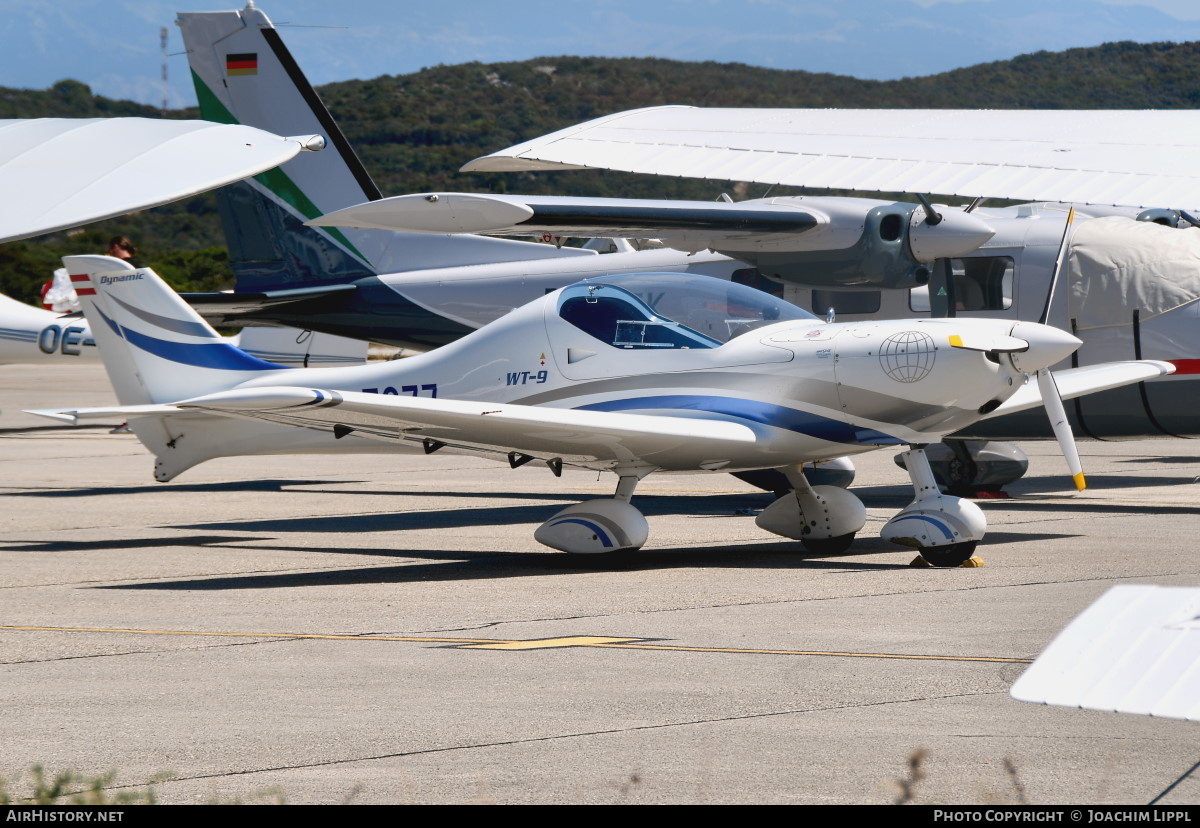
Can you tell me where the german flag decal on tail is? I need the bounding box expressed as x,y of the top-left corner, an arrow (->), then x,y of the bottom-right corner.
226,53 -> 258,76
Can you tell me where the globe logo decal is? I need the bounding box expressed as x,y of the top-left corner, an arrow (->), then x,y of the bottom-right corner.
879,331 -> 936,383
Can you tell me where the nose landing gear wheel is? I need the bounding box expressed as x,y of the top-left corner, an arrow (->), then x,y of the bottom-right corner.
917,541 -> 979,568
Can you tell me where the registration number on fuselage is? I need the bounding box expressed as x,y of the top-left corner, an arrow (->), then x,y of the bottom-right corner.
362,384 -> 438,397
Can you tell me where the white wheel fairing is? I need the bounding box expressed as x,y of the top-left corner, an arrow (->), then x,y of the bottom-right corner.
534,499 -> 649,554
756,484 -> 867,542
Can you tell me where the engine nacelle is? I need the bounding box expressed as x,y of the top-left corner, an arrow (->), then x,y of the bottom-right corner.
534,499 -> 649,554
733,201 -> 992,290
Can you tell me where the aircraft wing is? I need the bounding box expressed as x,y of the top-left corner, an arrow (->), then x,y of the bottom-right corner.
0,118 -> 321,243
1010,585 -> 1200,721
310,191 -> 995,261
982,361 -> 1176,419
310,192 -> 824,252
463,106 -> 1200,212
32,386 -> 761,468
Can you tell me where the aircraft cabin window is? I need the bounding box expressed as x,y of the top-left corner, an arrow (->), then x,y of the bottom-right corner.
559,288 -> 721,350
557,275 -> 816,349
908,256 -> 1015,312
811,289 -> 881,316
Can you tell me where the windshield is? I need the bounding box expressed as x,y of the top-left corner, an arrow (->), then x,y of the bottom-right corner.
557,273 -> 815,350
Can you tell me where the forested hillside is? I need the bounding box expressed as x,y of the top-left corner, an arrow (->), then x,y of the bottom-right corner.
2,40 -> 1197,302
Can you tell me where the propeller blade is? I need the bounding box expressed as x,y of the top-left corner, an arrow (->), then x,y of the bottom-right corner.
1037,368 -> 1086,491
1039,207 -> 1076,325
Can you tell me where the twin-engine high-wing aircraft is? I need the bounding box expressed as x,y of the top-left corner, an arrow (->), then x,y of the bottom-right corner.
174,5 -> 998,349
32,255 -> 1171,565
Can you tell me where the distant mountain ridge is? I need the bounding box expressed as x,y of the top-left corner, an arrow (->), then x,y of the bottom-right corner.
0,40 -> 1196,301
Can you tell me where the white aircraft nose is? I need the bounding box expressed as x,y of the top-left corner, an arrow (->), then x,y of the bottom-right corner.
908,208 -> 995,261
1009,321 -> 1082,372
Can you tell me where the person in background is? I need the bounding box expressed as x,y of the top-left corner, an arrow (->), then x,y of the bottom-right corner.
106,236 -> 140,267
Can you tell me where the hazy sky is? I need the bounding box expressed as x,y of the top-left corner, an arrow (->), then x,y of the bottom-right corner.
4,0 -> 1199,108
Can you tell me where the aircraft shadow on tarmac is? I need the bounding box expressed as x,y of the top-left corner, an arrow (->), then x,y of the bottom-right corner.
0,534 -> 265,553
168,492 -> 773,535
81,528 -> 1077,591
14,479 -> 364,497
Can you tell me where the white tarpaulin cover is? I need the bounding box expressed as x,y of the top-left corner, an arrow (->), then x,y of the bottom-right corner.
0,118 -> 309,243
1069,218 -> 1200,330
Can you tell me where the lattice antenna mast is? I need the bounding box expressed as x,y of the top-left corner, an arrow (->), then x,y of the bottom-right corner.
160,27 -> 169,114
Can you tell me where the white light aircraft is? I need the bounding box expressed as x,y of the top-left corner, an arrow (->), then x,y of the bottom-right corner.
32,254 -> 1171,565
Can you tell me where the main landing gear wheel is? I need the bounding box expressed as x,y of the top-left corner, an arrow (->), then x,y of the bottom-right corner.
916,541 -> 978,568
800,532 -> 856,555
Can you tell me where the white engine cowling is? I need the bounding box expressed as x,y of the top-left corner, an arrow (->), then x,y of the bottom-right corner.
755,485 -> 867,541
534,499 -> 650,554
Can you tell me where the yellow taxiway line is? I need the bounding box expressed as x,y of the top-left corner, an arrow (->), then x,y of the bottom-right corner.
1,625 -> 1031,663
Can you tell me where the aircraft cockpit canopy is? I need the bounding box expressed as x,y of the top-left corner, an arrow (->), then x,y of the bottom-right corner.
557,273 -> 816,350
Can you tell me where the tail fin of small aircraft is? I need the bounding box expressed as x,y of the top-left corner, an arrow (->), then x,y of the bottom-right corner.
176,6 -> 588,292
63,255 -> 285,405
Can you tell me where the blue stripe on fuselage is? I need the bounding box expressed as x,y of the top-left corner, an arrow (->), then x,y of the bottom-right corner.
577,394 -> 903,445
94,306 -> 287,371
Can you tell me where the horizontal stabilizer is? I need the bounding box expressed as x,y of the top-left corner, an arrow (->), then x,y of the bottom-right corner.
983,361 -> 1175,418
27,404 -> 183,425
464,106 -> 1200,211
182,284 -> 358,323
1011,585 -> 1200,721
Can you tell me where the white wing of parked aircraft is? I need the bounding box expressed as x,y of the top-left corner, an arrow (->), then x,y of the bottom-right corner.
1011,584 -> 1200,721
0,117 -> 346,365
311,192 -> 995,262
463,106 -> 1200,212
0,118 -> 320,244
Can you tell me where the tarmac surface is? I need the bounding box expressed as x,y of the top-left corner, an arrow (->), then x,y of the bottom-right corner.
2,362 -> 1198,805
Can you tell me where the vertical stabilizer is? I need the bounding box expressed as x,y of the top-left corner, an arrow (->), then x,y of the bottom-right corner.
177,5 -> 590,291
64,254 -> 286,405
